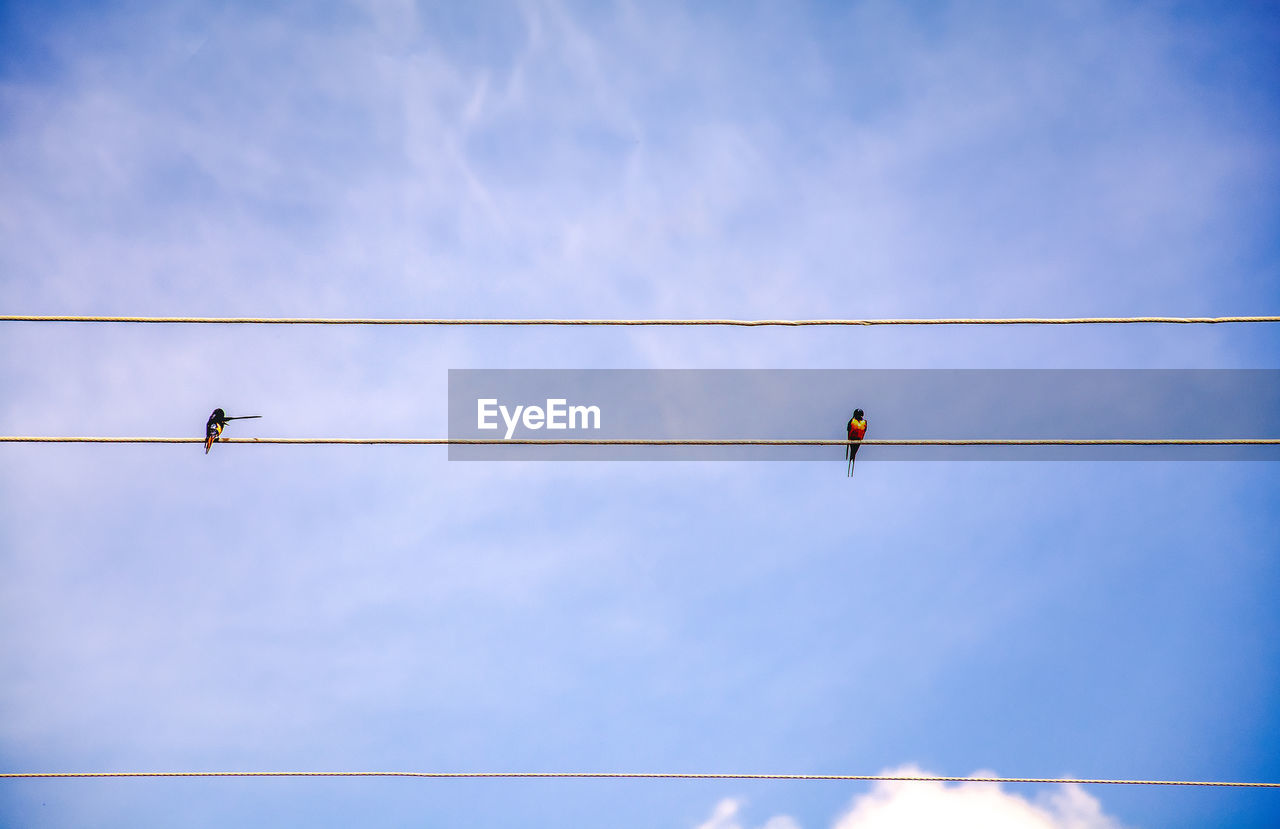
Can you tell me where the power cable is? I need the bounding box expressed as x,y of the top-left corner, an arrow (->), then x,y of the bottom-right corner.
3,315 -> 1278,326
1,437 -> 1277,446
1,771 -> 1276,787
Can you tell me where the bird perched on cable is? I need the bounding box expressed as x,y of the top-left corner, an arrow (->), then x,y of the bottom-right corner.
846,408 -> 867,477
204,408 -> 262,454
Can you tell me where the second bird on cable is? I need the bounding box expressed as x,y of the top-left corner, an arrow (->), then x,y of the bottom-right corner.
204,408 -> 262,454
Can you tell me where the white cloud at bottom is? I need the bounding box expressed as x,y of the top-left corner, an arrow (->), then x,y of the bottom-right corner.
696,766 -> 1126,829
697,798 -> 802,829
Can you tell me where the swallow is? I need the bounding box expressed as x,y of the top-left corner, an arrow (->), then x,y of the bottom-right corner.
205,408 -> 262,453
846,408 -> 867,477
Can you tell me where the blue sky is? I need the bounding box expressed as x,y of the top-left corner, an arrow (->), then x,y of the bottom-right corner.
1,1 -> 1278,827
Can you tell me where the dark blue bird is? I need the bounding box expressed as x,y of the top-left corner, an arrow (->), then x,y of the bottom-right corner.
204,408 -> 262,454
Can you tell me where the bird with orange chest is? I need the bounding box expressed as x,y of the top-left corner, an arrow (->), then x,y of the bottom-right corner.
846,408 -> 867,477
204,408 -> 262,454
